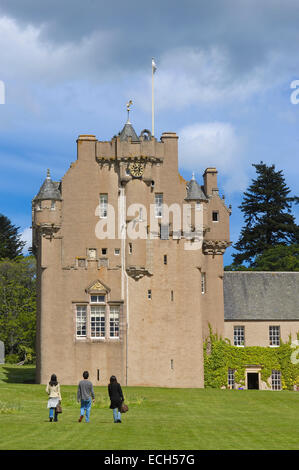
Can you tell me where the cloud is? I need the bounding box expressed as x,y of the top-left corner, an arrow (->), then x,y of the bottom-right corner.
178,121 -> 248,193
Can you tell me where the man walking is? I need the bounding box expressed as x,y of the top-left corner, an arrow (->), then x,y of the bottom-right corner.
77,371 -> 95,423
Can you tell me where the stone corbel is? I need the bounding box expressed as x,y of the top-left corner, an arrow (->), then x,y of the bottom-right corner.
202,240 -> 232,255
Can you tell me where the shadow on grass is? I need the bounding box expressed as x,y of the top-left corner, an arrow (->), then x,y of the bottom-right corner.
0,365 -> 36,384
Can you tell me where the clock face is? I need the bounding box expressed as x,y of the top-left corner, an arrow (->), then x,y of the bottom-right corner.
128,162 -> 144,177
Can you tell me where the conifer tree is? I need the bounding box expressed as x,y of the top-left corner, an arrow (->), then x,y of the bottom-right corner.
232,162 -> 299,266
0,214 -> 25,260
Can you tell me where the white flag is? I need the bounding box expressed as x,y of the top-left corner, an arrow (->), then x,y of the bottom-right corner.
152,58 -> 157,74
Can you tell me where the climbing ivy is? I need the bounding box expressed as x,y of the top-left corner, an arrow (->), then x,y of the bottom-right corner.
203,327 -> 299,390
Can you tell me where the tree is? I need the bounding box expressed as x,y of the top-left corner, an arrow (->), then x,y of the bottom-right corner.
0,214 -> 25,260
0,256 -> 36,361
254,244 -> 299,271
232,162 -> 299,266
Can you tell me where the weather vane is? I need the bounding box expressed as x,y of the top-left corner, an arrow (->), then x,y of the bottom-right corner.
126,100 -> 133,122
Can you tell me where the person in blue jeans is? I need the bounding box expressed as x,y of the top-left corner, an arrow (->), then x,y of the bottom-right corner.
77,371 -> 95,423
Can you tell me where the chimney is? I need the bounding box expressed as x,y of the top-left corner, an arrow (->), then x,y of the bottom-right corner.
203,168 -> 218,196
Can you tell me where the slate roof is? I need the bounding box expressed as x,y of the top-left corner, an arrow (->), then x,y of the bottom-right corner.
185,178 -> 207,201
223,271 -> 299,321
33,170 -> 62,201
118,120 -> 140,142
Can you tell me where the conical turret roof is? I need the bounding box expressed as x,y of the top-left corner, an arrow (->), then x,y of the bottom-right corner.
118,119 -> 140,142
34,169 -> 62,201
185,173 -> 207,201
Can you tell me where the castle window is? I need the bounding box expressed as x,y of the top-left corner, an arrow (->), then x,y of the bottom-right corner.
88,248 -> 97,259
148,290 -> 152,300
234,326 -> 245,346
100,194 -> 108,218
129,243 -> 133,254
109,305 -> 120,338
90,295 -> 105,303
101,248 -> 107,255
51,201 -> 56,210
212,211 -> 219,222
269,326 -> 280,346
114,248 -> 120,255
228,369 -> 235,389
155,193 -> 163,218
171,290 -> 174,301
201,273 -> 206,294
164,255 -> 167,265
90,305 -> 105,338
76,305 -> 87,337
271,370 -> 281,390
196,202 -> 201,211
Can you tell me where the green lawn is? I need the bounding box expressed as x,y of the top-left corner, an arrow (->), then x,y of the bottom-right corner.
1,364 -> 299,450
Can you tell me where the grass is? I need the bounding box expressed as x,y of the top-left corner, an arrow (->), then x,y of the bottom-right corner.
1,365 -> 299,450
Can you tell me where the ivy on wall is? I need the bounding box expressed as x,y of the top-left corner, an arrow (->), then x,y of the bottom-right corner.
204,327 -> 299,390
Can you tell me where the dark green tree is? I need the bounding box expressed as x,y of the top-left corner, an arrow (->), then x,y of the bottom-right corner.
0,214 -> 25,260
254,244 -> 299,271
232,162 -> 299,266
0,257 -> 36,362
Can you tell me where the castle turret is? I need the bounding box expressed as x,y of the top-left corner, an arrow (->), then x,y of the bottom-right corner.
32,169 -> 62,228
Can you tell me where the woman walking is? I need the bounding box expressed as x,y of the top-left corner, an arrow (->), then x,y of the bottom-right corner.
108,375 -> 124,423
46,374 -> 62,422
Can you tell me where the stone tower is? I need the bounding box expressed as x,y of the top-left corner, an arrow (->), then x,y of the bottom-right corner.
32,118 -> 231,387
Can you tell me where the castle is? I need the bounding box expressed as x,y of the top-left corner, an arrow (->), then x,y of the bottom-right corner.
32,117 -> 299,389
32,116 -> 231,388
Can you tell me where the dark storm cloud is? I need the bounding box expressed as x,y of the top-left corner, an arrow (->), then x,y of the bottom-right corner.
1,0 -> 299,76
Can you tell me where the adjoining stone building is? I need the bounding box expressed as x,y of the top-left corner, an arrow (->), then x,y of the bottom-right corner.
223,271 -> 299,390
32,118 -> 231,387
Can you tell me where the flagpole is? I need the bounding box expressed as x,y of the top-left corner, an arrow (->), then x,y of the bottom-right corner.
152,59 -> 155,137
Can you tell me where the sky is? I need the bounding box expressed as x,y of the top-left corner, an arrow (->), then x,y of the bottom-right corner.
0,0 -> 298,266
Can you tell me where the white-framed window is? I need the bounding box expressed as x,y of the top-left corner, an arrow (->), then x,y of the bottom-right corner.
51,201 -> 56,210
228,369 -> 235,389
100,193 -> 108,218
155,193 -> 163,218
88,248 -> 97,259
269,326 -> 280,346
90,305 -> 106,338
196,201 -> 201,211
109,305 -> 120,338
212,211 -> 219,222
90,294 -> 105,303
201,272 -> 206,294
76,296 -> 121,341
76,305 -> 87,337
114,248 -> 120,255
271,370 -> 281,390
234,326 -> 245,346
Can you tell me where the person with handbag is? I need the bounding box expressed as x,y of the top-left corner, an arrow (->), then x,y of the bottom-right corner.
108,375 -> 125,423
46,374 -> 62,422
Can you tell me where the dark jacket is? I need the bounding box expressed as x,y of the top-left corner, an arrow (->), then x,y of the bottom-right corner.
108,382 -> 124,410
